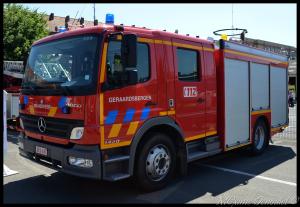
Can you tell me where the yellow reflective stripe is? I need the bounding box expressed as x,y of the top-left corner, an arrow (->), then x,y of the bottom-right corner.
271,127 -> 280,132
173,42 -> 201,50
29,105 -> 35,114
185,133 -> 206,142
108,124 -> 122,138
99,93 -> 104,148
203,47 -> 215,52
159,111 -> 168,116
101,140 -> 132,150
100,93 -> 104,149
167,110 -> 176,115
251,109 -> 271,115
225,142 -> 251,151
185,130 -> 217,142
100,93 -> 104,125
173,42 -> 214,52
206,130 -> 217,136
159,110 -> 176,116
126,121 -> 139,135
271,125 -> 288,132
100,42 -> 108,149
138,37 -> 154,44
111,36 -> 214,51
154,39 -> 172,46
137,37 -> 213,52
99,42 -> 106,148
224,49 -> 288,65
48,107 -> 57,117
100,126 -> 105,148
100,43 -> 108,83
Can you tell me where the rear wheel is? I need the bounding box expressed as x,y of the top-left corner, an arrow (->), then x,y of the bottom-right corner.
135,132 -> 176,192
251,119 -> 269,155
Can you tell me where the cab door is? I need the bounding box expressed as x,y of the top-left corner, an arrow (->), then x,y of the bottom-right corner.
172,39 -> 206,142
100,36 -> 158,149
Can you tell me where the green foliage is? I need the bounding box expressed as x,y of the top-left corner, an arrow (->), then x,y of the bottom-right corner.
3,4 -> 49,61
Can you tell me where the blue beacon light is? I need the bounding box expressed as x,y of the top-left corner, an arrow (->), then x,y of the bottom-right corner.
105,13 -> 114,24
58,26 -> 67,33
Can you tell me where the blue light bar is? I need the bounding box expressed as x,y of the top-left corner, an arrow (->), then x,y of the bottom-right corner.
105,13 -> 114,24
58,26 -> 67,33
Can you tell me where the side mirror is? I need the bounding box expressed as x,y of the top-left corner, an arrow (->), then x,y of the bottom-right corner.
121,34 -> 137,68
240,31 -> 245,41
127,70 -> 138,85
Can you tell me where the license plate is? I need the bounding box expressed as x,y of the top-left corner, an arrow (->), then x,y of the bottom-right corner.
35,146 -> 48,156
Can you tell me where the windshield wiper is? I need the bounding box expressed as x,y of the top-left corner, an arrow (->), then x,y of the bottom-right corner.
21,83 -> 39,94
55,84 -> 71,96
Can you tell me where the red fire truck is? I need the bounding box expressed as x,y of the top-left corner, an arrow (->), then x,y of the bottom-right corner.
18,22 -> 289,191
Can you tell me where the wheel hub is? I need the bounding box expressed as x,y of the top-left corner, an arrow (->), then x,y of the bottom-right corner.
254,126 -> 265,150
146,144 -> 170,181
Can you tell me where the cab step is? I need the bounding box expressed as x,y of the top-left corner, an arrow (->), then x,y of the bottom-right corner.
187,149 -> 222,163
102,153 -> 130,181
186,136 -> 221,162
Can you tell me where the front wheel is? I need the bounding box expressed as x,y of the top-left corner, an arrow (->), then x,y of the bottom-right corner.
135,133 -> 176,192
250,119 -> 269,155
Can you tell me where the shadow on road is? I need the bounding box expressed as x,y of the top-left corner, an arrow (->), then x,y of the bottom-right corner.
4,144 -> 296,203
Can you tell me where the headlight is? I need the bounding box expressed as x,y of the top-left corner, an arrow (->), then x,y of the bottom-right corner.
70,127 -> 84,139
68,156 -> 93,168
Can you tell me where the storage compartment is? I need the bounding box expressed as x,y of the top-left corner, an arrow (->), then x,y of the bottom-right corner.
270,66 -> 288,127
250,63 -> 270,110
224,58 -> 250,147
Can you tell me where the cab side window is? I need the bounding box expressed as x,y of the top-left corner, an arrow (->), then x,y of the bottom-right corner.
106,40 -> 150,89
136,43 -> 150,83
106,41 -> 123,87
176,48 -> 200,81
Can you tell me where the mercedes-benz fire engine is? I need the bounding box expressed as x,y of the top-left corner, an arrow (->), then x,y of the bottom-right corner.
18,22 -> 289,191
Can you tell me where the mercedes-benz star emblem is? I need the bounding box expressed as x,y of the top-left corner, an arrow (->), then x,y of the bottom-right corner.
38,117 -> 46,133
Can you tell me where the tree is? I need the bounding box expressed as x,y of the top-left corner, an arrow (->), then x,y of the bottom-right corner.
3,4 -> 49,62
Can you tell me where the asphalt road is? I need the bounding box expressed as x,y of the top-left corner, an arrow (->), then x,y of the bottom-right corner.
3,105 -> 297,204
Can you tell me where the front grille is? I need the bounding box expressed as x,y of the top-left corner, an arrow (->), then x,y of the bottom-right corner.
20,113 -> 84,139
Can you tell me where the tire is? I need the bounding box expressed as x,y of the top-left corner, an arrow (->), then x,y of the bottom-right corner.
135,132 -> 176,192
250,119 -> 269,155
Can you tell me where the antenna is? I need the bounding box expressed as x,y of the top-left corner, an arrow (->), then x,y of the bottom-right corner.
93,3 -> 96,22
231,4 -> 234,35
72,10 -> 79,26
77,4 -> 87,24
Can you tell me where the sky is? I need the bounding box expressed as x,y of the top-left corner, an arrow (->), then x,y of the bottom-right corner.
19,3 -> 297,47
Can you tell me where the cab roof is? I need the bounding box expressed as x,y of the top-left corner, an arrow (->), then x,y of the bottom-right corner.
33,23 -> 214,47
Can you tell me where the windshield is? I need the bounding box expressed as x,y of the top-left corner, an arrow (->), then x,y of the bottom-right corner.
22,34 -> 101,95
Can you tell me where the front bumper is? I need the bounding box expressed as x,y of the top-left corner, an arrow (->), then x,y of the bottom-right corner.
18,134 -> 102,180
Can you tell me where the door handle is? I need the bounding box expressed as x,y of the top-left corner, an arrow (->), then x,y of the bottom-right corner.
197,98 -> 205,103
145,101 -> 157,107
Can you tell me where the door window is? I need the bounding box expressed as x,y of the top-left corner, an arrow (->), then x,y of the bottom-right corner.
106,41 -> 150,89
176,48 -> 200,81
